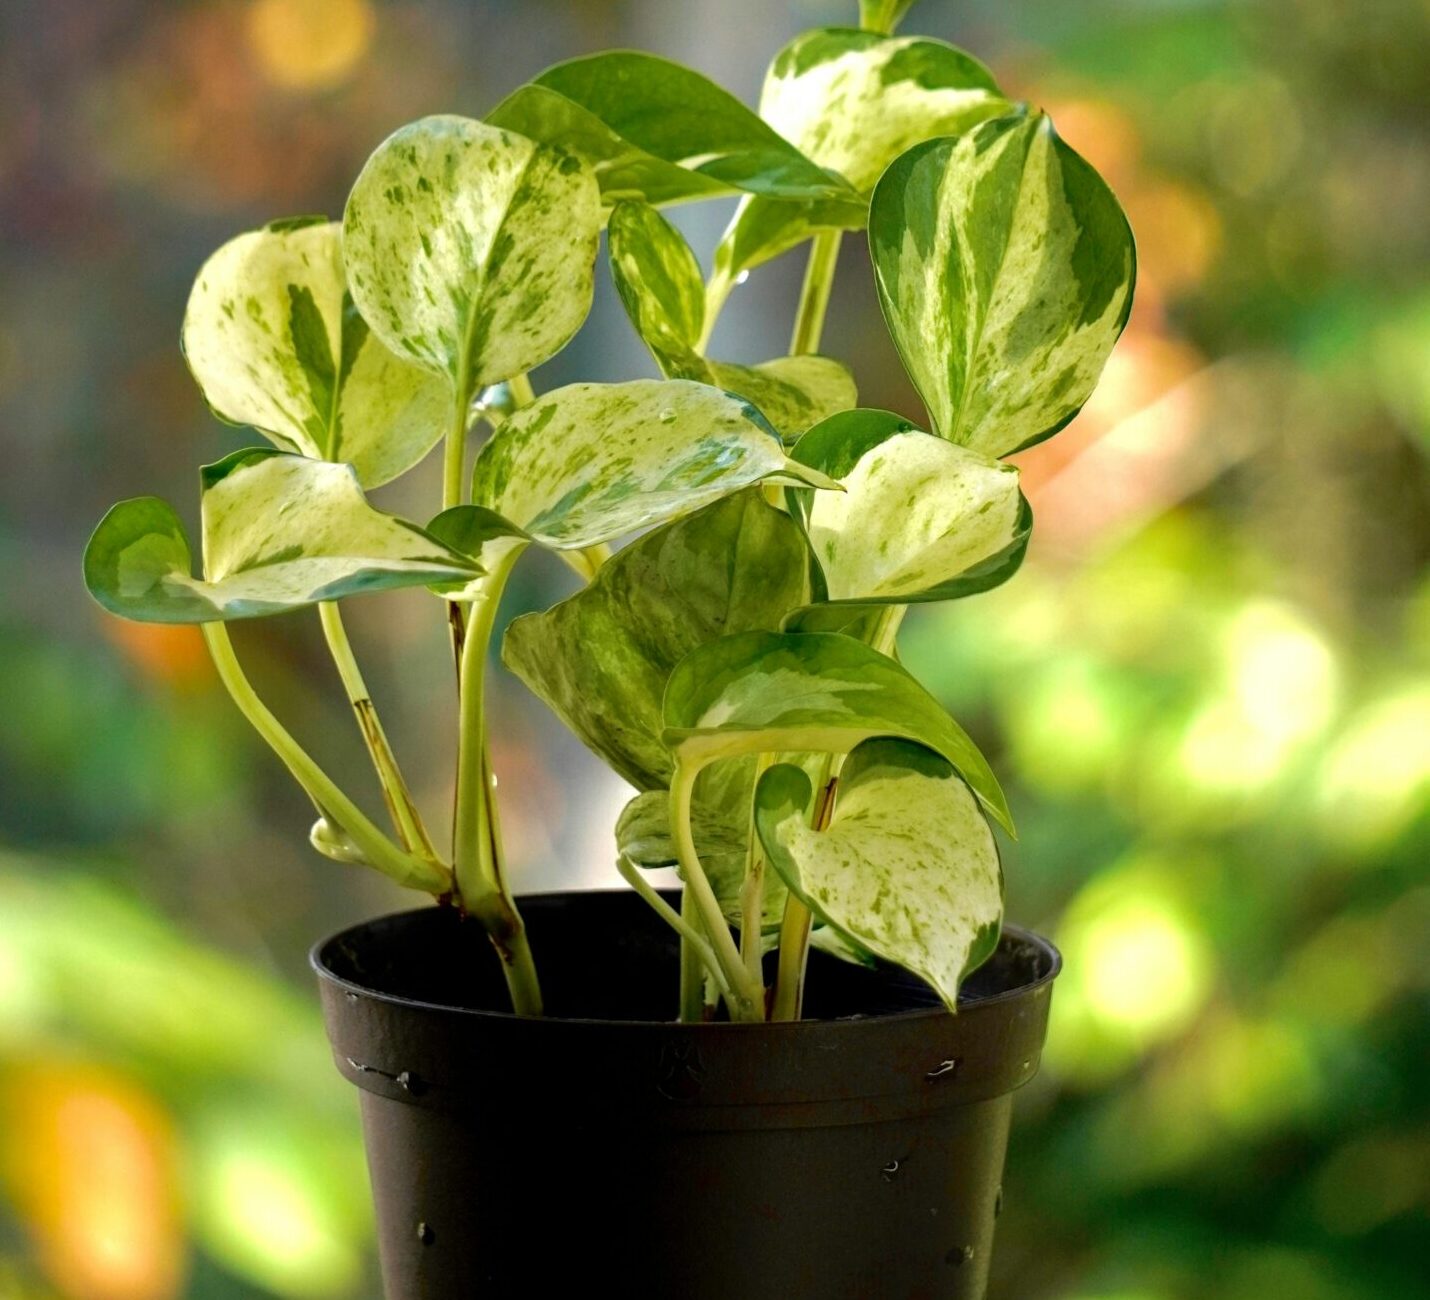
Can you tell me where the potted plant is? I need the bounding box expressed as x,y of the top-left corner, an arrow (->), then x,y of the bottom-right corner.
83,1 -> 1133,1294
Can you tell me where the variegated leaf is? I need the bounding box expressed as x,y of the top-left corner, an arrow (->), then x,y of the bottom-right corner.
755,737 -> 1003,1009
788,408 -> 1030,603
486,53 -> 860,208
181,219 -> 449,487
469,380 -> 836,550
343,115 -> 599,397
662,630 -> 1011,832
604,202 -> 858,442
615,786 -> 789,930
503,491 -> 811,789
714,29 -> 1010,283
707,356 -> 858,444
607,200 -> 706,374
83,450 -> 478,623
870,113 -> 1136,457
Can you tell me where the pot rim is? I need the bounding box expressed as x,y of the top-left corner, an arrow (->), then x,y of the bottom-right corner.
310,888 -> 1062,1031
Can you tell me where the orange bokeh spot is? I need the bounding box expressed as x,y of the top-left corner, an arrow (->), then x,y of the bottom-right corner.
101,619 -> 212,689
1,1061 -> 185,1300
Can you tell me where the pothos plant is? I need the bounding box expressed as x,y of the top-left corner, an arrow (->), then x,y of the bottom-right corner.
83,0 -> 1133,1024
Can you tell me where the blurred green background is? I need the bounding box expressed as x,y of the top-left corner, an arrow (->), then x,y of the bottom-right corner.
1,0 -> 1426,1296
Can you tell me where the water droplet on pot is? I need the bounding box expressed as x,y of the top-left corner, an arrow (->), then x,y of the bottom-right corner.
417,1222 -> 435,1246
345,991 -> 358,1003
945,1245 -> 975,1267
658,407 -> 677,424
881,1160 -> 901,1182
925,1058 -> 960,1081
397,1071 -> 427,1096
734,270 -> 751,286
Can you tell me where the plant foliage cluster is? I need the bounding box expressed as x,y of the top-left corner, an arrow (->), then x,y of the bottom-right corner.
84,0 -> 1133,1020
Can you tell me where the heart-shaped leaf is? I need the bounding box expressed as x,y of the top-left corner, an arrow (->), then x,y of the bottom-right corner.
714,29 -> 1011,283
84,450 -> 479,623
503,490 -> 811,789
607,200 -> 706,373
663,630 -> 1011,832
755,737 -> 1003,1009
343,115 -> 600,399
487,53 -> 860,208
870,113 -> 1136,457
606,202 -> 858,441
181,219 -> 449,487
788,408 -> 1030,603
470,379 -> 836,550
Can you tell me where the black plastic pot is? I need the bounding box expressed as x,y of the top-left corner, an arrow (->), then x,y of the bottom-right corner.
313,890 -> 1060,1299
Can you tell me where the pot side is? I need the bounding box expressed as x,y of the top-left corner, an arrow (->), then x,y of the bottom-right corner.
313,889 -> 1060,1299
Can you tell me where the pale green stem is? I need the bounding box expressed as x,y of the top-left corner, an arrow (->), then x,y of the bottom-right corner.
670,764 -> 766,1020
452,547 -> 541,1015
739,752 -> 775,990
617,856 -> 732,1003
318,602 -> 437,859
679,887 -> 710,1022
559,542 -> 612,583
443,367 -> 472,513
770,605 -> 908,1019
790,230 -> 843,356
202,624 -> 451,895
507,371 -> 537,409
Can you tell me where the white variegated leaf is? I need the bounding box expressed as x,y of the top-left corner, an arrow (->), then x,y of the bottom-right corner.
663,630 -> 1011,832
182,219 -> 449,486
469,380 -> 837,550
607,200 -> 707,374
343,116 -> 600,397
789,409 -> 1029,603
83,450 -> 479,623
870,113 -> 1136,457
714,28 -> 1010,283
755,737 -> 1003,1010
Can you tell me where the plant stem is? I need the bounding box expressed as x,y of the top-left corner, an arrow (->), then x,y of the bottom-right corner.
202,624 -> 451,895
669,765 -> 766,1021
739,753 -> 774,991
790,230 -> 843,356
560,541 -> 612,583
443,370 -> 472,513
679,887 -> 710,1022
507,371 -> 537,409
318,602 -> 437,858
698,264 -> 737,354
617,856 -> 732,1003
452,547 -> 541,1015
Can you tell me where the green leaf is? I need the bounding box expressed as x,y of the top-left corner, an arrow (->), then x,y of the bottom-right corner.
869,113 -> 1136,457
469,379 -> 836,550
707,356 -> 859,444
342,115 -> 600,398
503,491 -> 811,790
788,408 -> 1030,603
714,28 -> 1010,283
605,202 -> 857,442
84,451 -> 479,624
663,630 -> 1011,832
607,200 -> 706,373
486,53 -> 859,207
181,220 -> 449,487
755,737 -> 1003,1010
